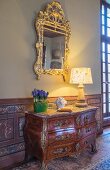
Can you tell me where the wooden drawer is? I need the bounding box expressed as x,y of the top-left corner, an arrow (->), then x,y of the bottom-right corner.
24,107 -> 97,168
74,111 -> 96,127
76,123 -> 96,140
48,116 -> 74,132
48,128 -> 76,145
47,143 -> 74,159
74,134 -> 96,152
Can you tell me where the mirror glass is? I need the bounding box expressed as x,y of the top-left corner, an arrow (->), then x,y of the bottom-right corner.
43,30 -> 65,69
34,1 -> 70,81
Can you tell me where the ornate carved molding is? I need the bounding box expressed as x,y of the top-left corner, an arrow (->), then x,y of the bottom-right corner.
34,1 -> 71,80
0,119 -> 13,142
0,105 -> 25,114
0,142 -> 25,157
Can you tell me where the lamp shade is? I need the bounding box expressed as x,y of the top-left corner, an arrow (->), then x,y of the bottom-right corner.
70,67 -> 93,84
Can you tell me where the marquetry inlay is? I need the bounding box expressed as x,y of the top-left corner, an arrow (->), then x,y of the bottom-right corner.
0,143 -> 25,157
0,119 -> 13,141
0,105 -> 25,114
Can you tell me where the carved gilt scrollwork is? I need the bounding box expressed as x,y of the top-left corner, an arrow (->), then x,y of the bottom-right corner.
34,1 -> 71,80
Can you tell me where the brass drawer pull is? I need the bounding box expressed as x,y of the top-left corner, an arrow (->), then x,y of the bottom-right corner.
75,143 -> 80,151
76,116 -> 81,125
84,115 -> 89,122
54,121 -> 62,127
56,134 -> 70,141
52,147 -> 68,154
54,120 -> 71,128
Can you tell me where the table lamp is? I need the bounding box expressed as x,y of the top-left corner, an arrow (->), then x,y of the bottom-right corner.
70,67 -> 93,107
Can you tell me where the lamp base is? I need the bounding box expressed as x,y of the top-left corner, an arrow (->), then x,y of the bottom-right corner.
75,100 -> 88,108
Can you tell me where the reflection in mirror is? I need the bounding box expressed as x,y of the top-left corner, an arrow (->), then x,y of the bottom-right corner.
34,1 -> 71,81
43,33 -> 65,70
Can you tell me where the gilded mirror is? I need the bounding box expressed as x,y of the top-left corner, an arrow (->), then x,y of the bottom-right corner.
34,1 -> 71,80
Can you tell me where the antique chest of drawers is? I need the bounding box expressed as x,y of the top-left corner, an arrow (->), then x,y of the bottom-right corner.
24,106 -> 97,169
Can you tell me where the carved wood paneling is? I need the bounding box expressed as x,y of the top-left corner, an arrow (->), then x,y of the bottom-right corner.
0,118 -> 14,142
86,94 -> 103,134
0,94 -> 102,169
0,142 -> 25,157
0,99 -> 31,169
18,117 -> 25,137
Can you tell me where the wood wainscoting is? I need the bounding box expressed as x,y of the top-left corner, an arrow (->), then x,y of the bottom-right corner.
0,94 -> 102,169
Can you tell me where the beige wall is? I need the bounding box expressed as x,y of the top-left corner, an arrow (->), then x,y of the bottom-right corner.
0,0 -> 101,98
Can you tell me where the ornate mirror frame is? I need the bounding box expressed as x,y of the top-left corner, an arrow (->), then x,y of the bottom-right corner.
34,1 -> 71,81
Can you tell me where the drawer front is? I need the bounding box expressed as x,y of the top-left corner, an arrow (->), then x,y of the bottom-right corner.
75,111 -> 96,127
47,143 -> 74,159
74,134 -> 96,152
48,116 -> 74,132
76,123 -> 96,140
48,129 -> 76,145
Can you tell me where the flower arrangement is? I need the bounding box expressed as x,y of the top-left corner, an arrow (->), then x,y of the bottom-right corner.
32,89 -> 49,113
32,89 -> 49,102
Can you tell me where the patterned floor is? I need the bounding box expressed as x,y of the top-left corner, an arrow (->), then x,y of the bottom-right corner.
12,128 -> 110,170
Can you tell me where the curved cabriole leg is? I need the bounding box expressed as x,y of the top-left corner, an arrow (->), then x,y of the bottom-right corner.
40,161 -> 47,170
91,143 -> 97,153
90,139 -> 97,153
